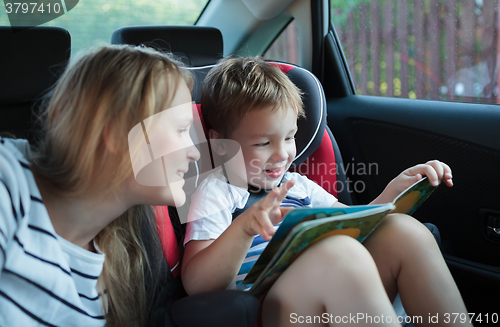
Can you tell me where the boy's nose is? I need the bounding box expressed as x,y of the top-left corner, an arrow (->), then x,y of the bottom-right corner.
272,144 -> 288,161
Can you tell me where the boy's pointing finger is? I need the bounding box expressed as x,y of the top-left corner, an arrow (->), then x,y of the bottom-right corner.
261,187 -> 281,208
277,180 -> 295,201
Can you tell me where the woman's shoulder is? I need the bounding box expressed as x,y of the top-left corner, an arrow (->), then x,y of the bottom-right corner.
0,137 -> 39,224
0,137 -> 34,192
0,137 -> 31,160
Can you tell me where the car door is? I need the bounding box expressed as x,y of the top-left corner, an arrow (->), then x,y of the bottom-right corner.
323,0 -> 500,319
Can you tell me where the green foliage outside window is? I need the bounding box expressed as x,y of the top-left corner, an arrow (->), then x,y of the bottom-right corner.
0,0 -> 208,54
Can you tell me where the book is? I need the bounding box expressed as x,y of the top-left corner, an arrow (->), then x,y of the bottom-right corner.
242,177 -> 438,296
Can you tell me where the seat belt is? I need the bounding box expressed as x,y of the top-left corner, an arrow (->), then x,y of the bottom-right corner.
232,186 -> 270,221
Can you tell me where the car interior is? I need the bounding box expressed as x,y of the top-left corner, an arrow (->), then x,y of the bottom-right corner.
1,0 -> 499,325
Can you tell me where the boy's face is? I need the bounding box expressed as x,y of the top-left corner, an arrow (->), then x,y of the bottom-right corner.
226,105 -> 298,190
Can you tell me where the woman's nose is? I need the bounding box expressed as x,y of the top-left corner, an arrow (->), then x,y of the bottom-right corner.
188,144 -> 201,162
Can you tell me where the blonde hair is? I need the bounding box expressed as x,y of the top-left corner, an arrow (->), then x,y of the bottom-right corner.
32,44 -> 191,327
201,56 -> 304,137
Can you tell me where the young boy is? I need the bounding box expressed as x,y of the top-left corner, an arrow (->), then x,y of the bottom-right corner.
182,57 -> 470,326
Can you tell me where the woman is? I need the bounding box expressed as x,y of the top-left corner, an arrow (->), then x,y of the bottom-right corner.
0,45 -> 200,327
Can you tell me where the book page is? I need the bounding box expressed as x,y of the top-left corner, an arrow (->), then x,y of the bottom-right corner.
392,177 -> 437,215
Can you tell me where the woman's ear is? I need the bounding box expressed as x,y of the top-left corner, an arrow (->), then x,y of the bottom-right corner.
103,122 -> 120,154
208,129 -> 227,156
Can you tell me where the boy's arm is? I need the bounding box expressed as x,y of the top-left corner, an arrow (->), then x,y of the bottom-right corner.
182,218 -> 256,295
181,181 -> 295,295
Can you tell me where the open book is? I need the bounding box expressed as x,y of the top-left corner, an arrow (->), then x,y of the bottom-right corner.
242,177 -> 438,296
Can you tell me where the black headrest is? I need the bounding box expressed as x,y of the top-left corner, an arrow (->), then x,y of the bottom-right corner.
268,62 -> 327,166
0,26 -> 71,105
111,26 -> 223,67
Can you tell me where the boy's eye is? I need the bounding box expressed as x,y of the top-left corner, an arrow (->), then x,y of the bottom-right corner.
255,141 -> 269,147
285,137 -> 296,141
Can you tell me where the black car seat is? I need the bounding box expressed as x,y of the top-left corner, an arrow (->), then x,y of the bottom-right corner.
0,26 -> 71,144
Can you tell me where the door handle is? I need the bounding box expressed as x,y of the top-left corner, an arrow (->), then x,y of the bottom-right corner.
480,209 -> 500,243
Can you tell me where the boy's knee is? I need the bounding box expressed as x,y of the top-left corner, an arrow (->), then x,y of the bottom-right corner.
306,235 -> 375,270
381,213 -> 437,245
275,236 -> 381,296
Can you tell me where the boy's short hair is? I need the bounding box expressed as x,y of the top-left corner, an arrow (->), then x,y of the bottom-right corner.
201,56 -> 305,137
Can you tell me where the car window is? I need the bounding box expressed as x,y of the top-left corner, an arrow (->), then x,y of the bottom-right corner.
264,19 -> 300,66
331,0 -> 498,105
0,0 -> 208,54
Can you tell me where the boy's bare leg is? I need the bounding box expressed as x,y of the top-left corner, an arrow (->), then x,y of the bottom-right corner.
262,235 -> 401,327
364,214 -> 472,327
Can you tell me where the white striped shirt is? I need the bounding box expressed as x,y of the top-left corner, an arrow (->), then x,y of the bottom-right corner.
0,138 -> 106,327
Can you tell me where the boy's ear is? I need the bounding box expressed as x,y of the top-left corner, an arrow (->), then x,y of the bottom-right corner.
208,129 -> 227,156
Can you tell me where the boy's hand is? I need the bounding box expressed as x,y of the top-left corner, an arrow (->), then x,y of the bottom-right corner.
372,160 -> 452,204
394,160 -> 453,191
238,180 -> 295,241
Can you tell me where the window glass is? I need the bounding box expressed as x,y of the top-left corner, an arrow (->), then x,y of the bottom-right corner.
331,0 -> 498,104
264,19 -> 300,66
1,0 -> 208,54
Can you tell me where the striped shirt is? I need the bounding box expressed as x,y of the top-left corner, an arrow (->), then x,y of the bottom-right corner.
0,138 -> 106,327
185,167 -> 337,290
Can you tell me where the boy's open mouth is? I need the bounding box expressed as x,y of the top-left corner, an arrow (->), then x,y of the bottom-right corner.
264,168 -> 283,179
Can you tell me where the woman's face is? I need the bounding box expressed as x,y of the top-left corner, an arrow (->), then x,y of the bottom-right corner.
127,79 -> 200,207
